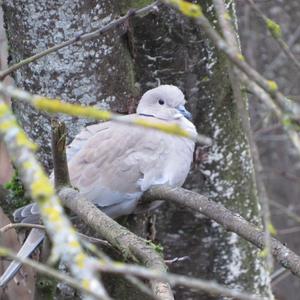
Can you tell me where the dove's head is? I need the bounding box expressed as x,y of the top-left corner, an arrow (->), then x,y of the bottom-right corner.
137,85 -> 192,121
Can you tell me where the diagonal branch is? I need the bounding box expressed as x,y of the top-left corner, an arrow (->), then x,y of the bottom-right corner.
0,82 -> 211,144
50,110 -> 172,299
0,1 -> 160,80
59,187 -> 174,300
160,0 -> 300,155
161,1 -> 298,111
246,0 -> 300,72
56,183 -> 300,297
95,261 -> 264,300
143,186 -> 300,278
0,246 -> 105,300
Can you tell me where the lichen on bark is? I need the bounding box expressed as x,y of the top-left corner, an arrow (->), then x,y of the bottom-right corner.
3,0 -> 139,171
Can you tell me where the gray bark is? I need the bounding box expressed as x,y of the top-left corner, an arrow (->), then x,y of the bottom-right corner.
3,0 -> 138,171
3,0 -> 271,299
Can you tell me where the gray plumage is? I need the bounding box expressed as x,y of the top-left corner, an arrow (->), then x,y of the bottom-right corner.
0,85 -> 196,287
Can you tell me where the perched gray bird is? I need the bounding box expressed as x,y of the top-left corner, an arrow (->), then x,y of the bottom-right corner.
0,85 -> 196,287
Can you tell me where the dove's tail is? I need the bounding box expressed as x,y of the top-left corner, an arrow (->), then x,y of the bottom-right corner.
0,228 -> 45,287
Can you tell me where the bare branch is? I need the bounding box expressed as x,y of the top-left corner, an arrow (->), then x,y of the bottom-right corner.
0,82 -> 211,145
51,118 -> 70,189
83,238 -> 159,300
59,182 -> 300,298
143,185 -> 300,278
164,256 -> 190,265
161,0 -> 300,157
0,223 -> 45,233
239,70 -> 300,153
270,200 -> 300,224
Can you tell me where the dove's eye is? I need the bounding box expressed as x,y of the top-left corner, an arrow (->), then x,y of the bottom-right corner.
158,99 -> 164,105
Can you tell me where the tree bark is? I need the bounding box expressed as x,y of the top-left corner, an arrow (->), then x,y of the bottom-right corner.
2,0 -> 271,299
3,0 -> 138,171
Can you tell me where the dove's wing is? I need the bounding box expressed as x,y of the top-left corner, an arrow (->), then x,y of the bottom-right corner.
13,203 -> 40,224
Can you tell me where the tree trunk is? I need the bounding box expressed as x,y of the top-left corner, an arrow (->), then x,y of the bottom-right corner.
2,0 -> 271,299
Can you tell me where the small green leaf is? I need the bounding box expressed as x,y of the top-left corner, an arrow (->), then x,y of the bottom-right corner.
146,240 -> 164,253
259,247 -> 268,258
267,80 -> 278,92
267,223 -> 277,236
266,18 -> 282,39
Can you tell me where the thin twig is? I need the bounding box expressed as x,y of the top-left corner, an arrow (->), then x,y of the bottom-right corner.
0,223 -> 45,233
161,1 -> 288,109
239,69 -> 300,153
0,1 -> 160,80
82,240 -> 159,300
266,26 -> 300,74
0,247 -> 106,300
277,226 -> 300,235
164,256 -> 190,265
79,234 -> 112,248
94,260 -> 264,300
271,267 -> 289,285
246,0 -> 300,72
254,123 -> 282,136
270,200 -> 300,224
0,222 -> 112,248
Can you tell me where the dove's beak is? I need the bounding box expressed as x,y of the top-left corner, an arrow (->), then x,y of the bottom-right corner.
177,105 -> 192,121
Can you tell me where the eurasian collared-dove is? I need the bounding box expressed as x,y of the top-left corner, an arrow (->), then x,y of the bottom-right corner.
0,85 -> 196,287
